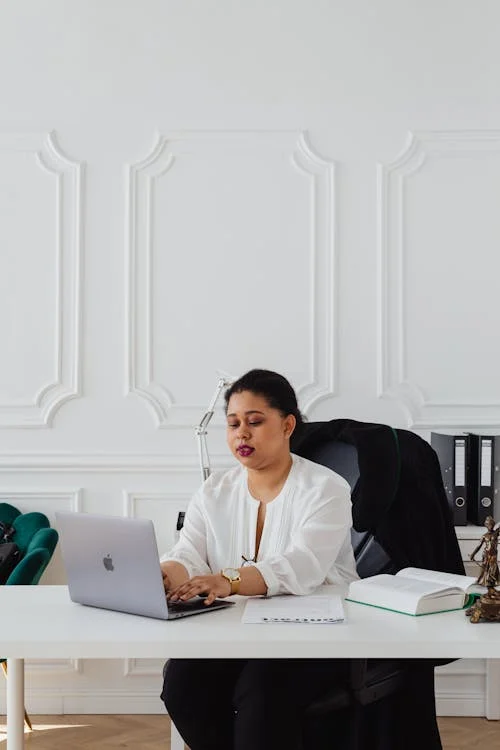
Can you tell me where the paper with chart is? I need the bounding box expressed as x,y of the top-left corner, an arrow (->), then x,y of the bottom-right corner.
242,594 -> 345,624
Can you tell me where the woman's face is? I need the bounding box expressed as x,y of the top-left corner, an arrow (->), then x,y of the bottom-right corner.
226,390 -> 295,470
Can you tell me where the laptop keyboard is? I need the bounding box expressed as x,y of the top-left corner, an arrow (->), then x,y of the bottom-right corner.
166,596 -> 234,619
168,598 -> 223,614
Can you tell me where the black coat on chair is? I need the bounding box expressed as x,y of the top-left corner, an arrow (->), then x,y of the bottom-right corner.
291,418 -> 464,575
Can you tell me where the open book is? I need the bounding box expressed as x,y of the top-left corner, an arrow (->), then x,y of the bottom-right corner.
346,567 -> 485,616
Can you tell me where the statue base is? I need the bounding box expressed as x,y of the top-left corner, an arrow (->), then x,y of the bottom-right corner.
466,588 -> 500,623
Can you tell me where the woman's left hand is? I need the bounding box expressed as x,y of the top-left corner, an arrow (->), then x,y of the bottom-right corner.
167,574 -> 231,605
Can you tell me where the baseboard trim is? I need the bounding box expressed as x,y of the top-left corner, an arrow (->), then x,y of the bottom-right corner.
436,695 -> 485,717
0,689 -> 487,718
0,691 -> 166,715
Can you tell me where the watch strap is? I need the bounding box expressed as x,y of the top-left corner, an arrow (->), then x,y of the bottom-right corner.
221,568 -> 241,595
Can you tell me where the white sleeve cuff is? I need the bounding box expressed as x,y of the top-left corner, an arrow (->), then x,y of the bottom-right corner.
254,561 -> 281,597
160,554 -> 202,579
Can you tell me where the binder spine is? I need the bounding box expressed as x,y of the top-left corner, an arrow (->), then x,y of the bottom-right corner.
473,436 -> 494,526
453,437 -> 468,526
431,433 -> 468,525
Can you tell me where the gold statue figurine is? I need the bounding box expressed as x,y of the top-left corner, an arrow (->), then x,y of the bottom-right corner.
466,516 -> 500,623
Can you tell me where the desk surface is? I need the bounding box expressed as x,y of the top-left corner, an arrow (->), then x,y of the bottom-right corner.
2,585 -> 500,660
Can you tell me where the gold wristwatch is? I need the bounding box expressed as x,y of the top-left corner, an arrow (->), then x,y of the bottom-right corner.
220,567 -> 241,595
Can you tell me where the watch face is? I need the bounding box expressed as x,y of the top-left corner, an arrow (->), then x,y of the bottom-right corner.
223,568 -> 240,581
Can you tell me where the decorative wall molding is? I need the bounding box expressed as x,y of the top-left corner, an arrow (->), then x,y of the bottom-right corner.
377,130 -> 500,428
123,490 -> 191,518
0,453 -> 232,473
0,131 -> 83,427
436,659 -> 485,676
0,487 -> 82,510
485,659 -> 500,720
125,130 -> 336,427
123,658 -> 164,678
26,658 -> 81,675
290,133 -> 337,412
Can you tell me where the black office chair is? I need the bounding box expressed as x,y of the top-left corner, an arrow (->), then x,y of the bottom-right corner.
296,440 -> 403,749
292,420 -> 464,750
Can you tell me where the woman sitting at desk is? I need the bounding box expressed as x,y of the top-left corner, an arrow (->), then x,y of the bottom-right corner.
160,368 -> 358,750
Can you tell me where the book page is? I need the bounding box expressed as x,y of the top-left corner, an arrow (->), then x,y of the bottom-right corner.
396,567 -> 483,593
347,574 -> 463,615
351,574 -> 458,597
242,595 -> 345,624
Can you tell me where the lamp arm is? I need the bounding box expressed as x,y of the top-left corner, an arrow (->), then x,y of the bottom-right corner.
195,377 -> 233,482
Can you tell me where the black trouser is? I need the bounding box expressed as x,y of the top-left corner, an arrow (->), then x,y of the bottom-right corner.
161,658 -> 349,750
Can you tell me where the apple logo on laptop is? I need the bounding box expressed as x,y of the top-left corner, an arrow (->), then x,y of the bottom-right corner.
103,554 -> 114,572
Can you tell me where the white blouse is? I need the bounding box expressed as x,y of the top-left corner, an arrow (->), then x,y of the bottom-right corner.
161,453 -> 358,596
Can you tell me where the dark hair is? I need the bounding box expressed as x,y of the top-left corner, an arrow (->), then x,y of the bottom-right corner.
224,369 -> 304,428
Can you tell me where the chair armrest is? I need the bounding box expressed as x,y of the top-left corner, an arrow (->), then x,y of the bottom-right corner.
304,658 -> 404,717
350,658 -> 405,706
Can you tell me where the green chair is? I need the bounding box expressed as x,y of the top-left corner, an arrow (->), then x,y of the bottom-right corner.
0,502 -> 59,730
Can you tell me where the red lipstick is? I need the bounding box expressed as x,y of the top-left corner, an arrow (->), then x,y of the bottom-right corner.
237,445 -> 254,457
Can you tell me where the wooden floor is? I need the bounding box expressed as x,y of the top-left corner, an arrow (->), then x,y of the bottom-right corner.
0,715 -> 497,748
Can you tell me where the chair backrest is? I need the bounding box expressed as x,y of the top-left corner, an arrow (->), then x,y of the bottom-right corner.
298,440 -> 395,579
0,502 -> 59,585
6,547 -> 52,586
293,418 -> 464,578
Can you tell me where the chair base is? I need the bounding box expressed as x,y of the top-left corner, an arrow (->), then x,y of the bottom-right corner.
304,666 -> 442,750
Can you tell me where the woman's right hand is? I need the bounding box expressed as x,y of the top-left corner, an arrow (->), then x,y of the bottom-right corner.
160,561 -> 170,592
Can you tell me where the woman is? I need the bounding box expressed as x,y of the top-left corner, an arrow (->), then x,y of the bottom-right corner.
160,369 -> 358,750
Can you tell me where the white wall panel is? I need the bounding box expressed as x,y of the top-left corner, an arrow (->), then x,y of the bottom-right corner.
0,133 -> 82,427
379,131 -> 500,429
126,131 -> 336,426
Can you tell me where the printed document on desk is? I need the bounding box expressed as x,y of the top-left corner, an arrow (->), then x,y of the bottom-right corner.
242,594 -> 345,624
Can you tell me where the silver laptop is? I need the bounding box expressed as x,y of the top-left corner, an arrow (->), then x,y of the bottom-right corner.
55,511 -> 234,620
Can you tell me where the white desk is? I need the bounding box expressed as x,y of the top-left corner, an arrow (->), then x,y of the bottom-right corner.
3,585 -> 500,750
